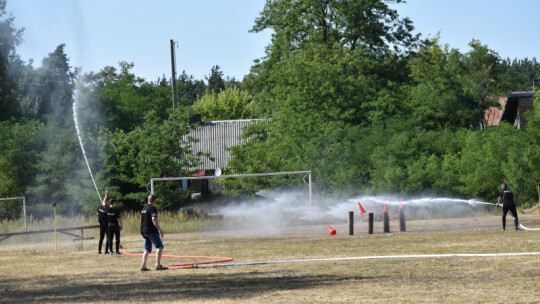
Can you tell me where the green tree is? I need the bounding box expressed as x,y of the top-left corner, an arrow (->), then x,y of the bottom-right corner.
408,40 -> 477,130
177,71 -> 206,106
191,87 -> 253,121
23,45 -> 89,216
206,65 -> 225,95
230,43 -> 409,190
364,121 -> 469,195
455,124 -> 526,203
31,44 -> 76,124
104,109 -> 202,210
463,40 -> 513,129
0,0 -> 24,120
229,0 -> 419,191
251,0 -> 418,61
246,0 -> 417,116
408,39 -> 511,130
83,62 -> 171,132
0,120 -> 42,219
501,57 -> 540,91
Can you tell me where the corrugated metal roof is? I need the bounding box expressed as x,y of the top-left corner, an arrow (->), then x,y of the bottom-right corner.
182,119 -> 265,170
508,91 -> 535,98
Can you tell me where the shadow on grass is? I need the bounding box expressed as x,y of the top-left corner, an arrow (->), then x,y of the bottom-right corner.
0,270 -> 381,302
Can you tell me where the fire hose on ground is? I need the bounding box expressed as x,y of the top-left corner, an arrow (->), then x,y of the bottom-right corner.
119,244 -> 233,269
517,223 -> 540,231
120,244 -> 540,270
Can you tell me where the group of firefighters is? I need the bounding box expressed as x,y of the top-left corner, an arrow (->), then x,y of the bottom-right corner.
97,190 -> 167,271
97,190 -> 122,254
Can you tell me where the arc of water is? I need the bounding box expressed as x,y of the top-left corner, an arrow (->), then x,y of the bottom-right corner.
73,86 -> 102,203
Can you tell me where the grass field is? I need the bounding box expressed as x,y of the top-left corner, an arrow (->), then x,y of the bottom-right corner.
0,214 -> 539,303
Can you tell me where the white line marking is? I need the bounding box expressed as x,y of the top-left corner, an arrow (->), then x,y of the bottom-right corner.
193,252 -> 540,268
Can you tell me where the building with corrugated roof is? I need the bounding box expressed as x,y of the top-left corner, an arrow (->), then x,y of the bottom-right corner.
484,91 -> 535,128
183,119 -> 265,172
182,118 -> 265,193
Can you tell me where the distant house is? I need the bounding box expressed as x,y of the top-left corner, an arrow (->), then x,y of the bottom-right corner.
182,117 -> 265,193
484,91 -> 535,128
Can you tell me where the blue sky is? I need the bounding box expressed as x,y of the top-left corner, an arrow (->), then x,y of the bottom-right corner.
393,0 -> 540,60
6,0 -> 540,82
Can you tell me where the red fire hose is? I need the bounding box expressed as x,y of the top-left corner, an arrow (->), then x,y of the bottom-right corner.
119,244 -> 233,269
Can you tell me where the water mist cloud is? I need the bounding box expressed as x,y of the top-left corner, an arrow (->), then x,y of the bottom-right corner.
212,189 -> 493,236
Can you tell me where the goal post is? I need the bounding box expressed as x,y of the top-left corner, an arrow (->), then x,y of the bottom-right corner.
150,170 -> 313,215
0,196 -> 27,232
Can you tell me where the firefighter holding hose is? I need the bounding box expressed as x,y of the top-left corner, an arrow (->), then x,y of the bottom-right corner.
106,198 -> 123,254
97,190 -> 110,254
496,182 -> 520,231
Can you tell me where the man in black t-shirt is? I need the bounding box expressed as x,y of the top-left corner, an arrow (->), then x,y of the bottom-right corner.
97,190 -> 110,254
496,182 -> 520,231
140,194 -> 167,271
106,199 -> 123,254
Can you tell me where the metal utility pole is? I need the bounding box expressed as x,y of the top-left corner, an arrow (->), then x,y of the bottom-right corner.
170,39 -> 178,110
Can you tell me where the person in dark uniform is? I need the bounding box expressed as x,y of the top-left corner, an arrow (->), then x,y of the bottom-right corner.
97,190 -> 110,254
496,182 -> 520,231
106,198 -> 123,254
140,194 -> 167,271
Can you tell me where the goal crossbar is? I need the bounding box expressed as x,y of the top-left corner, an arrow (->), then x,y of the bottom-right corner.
150,170 -> 312,215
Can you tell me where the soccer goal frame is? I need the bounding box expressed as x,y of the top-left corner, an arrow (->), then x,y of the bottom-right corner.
0,196 -> 27,232
150,170 -> 313,214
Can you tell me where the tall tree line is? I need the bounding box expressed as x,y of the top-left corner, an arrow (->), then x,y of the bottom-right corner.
0,0 -> 236,218
1,0 -> 540,220
226,0 -> 540,206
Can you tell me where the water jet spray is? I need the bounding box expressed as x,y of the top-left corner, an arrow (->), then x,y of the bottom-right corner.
72,83 -> 102,202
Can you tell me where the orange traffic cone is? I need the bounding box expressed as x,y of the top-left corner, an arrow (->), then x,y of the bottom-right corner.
327,225 -> 337,235
358,202 -> 367,214
383,203 -> 388,213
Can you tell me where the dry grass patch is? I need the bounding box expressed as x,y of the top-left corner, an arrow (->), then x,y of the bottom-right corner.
0,214 -> 539,303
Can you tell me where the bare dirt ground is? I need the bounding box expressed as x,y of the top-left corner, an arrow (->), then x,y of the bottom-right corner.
529,203 -> 540,213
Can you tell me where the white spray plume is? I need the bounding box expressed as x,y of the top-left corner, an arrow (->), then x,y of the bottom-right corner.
212,189 -> 493,236
73,83 -> 102,203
